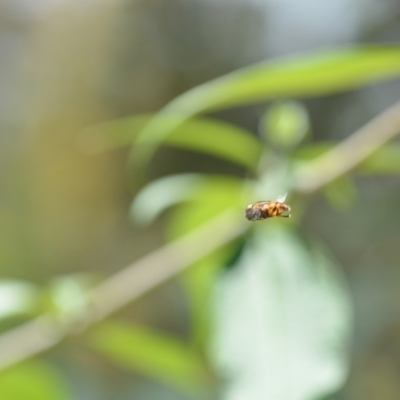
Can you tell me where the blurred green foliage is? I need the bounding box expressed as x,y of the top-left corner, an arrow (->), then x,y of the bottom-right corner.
87,321 -> 210,394
91,45 -> 398,400
210,226 -> 351,400
1,41 -> 400,400
0,362 -> 71,400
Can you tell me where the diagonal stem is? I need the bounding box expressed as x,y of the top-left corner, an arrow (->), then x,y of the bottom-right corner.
0,211 -> 247,371
294,99 -> 400,193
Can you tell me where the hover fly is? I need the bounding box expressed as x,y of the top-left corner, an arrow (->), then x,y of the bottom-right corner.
244,194 -> 291,221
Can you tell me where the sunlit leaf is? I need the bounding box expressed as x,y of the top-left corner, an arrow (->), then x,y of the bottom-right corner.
134,46 -> 400,163
166,175 -> 245,239
87,321 -> 209,393
130,174 -> 206,225
131,173 -> 247,228
173,46 -> 400,114
210,225 -> 352,400
0,362 -> 71,400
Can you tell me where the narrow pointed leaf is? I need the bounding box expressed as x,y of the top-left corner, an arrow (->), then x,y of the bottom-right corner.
130,174 -> 205,225
0,362 -> 71,400
167,46 -> 400,115
81,115 -> 263,171
159,118 -> 263,172
135,46 -> 400,158
87,321 -> 209,393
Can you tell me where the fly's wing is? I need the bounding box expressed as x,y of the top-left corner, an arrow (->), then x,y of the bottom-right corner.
276,193 -> 287,203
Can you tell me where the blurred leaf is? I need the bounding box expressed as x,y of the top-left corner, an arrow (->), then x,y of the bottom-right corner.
130,173 -> 206,225
323,176 -> 358,211
0,280 -> 40,320
261,101 -> 310,148
82,115 -> 263,171
87,321 -> 209,394
163,118 -> 263,171
164,176 -> 247,351
0,362 -> 71,400
210,225 -> 352,400
182,241 -> 248,354
170,46 -> 400,114
357,143 -> 400,174
293,143 -> 334,160
131,173 -> 246,227
134,46 -> 400,162
166,175 -> 245,238
131,173 -> 246,351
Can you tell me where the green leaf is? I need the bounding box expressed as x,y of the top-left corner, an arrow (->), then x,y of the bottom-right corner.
293,143 -> 334,161
174,46 -> 400,114
131,173 -> 247,227
80,114 -> 263,171
0,362 -> 71,400
161,118 -> 263,172
163,176 -> 247,350
165,175 -> 245,239
87,321 -> 209,394
261,101 -> 310,148
130,174 -> 206,225
357,143 -> 400,174
183,250 -> 235,351
134,46 -> 400,159
210,225 -> 352,400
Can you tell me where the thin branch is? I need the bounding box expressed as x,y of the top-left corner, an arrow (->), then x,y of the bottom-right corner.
293,99 -> 400,193
90,210 -> 246,320
0,211 -> 247,371
0,317 -> 62,371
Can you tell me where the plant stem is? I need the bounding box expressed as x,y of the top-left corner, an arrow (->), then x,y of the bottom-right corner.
294,99 -> 400,192
0,211 -> 246,371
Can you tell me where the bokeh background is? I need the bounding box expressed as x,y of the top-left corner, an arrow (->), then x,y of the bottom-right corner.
1,0 -> 400,399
